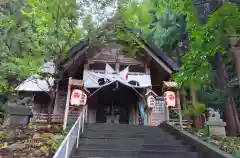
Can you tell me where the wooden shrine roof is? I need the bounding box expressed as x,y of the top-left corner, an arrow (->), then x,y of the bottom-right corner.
60,37 -> 179,74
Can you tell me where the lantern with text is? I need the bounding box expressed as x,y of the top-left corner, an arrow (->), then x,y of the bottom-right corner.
164,91 -> 176,107
147,95 -> 156,108
70,89 -> 87,106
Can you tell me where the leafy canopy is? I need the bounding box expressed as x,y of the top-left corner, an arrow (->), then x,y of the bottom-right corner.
0,0 -> 83,91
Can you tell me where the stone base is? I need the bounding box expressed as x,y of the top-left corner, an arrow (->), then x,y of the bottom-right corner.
208,126 -> 226,137
206,121 -> 226,137
206,121 -> 226,126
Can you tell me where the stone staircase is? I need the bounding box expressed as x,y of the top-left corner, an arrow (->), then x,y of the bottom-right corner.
70,123 -> 201,158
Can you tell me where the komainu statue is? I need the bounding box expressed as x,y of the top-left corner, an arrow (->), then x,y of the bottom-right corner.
207,108 -> 221,121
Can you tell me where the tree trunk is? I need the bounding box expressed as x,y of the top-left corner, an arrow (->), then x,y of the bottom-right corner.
190,86 -> 202,130
47,91 -> 56,125
231,45 -> 240,80
213,52 -> 240,135
190,87 -> 197,104
230,44 -> 240,135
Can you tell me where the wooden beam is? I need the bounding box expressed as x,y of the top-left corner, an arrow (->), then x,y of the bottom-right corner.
69,78 -> 83,87
88,59 -> 143,66
62,46 -> 89,70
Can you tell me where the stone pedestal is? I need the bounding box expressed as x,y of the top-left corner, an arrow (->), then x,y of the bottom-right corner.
206,120 -> 226,137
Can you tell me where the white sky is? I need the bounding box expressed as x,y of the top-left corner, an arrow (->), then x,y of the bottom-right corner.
76,0 -> 118,27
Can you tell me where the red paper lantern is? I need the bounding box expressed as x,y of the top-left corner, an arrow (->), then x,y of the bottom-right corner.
164,91 -> 176,107
70,89 -> 87,106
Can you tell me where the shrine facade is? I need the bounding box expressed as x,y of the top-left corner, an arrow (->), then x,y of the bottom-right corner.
52,39 -> 178,126
14,37 -> 178,126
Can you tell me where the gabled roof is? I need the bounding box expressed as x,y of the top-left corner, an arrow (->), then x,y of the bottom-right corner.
61,37 -> 178,74
61,40 -> 89,64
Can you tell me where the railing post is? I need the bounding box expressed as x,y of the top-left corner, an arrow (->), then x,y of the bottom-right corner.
53,106 -> 87,158
76,118 -> 81,148
65,139 -> 69,158
85,105 -> 88,122
82,110 -> 85,133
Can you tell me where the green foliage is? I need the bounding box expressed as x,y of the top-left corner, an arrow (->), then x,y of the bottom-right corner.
118,0 -> 240,114
183,101 -> 206,116
0,0 -> 83,92
172,2 -> 240,87
120,0 -> 240,89
45,134 -> 65,152
194,127 -> 240,156
207,136 -> 240,157
149,9 -> 187,59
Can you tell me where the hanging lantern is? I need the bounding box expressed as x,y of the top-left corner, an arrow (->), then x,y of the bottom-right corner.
164,91 -> 176,107
70,89 -> 87,106
147,95 -> 156,108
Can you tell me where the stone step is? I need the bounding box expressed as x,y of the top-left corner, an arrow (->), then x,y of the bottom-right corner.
84,127 -> 161,130
84,128 -> 169,134
83,128 -> 166,133
83,131 -> 171,136
73,157 -> 135,158
72,149 -> 200,158
72,124 -> 200,158
78,143 -> 190,151
84,124 -> 162,130
81,133 -> 176,139
84,127 -> 163,131
79,138 -> 183,145
80,135 -> 179,142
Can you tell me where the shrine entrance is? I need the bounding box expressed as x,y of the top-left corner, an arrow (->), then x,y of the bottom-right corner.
94,81 -> 140,124
96,104 -> 129,124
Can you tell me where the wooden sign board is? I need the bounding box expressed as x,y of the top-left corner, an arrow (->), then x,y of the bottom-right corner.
147,95 -> 156,108
69,78 -> 83,87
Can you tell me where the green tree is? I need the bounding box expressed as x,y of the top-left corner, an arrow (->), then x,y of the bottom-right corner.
0,0 -> 83,91
119,0 -> 240,135
149,9 -> 187,61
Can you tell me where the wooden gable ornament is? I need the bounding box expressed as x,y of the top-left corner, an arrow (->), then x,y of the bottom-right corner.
145,89 -> 157,108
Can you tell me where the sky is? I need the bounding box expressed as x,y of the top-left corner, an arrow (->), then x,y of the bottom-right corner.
76,0 -> 118,27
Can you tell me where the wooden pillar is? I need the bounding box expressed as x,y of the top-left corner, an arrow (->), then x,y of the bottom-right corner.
145,66 -> 151,125
148,109 -> 152,125
133,105 -> 137,125
136,105 -> 139,125
177,90 -> 183,130
63,78 -> 72,131
164,106 -> 169,121
145,64 -> 150,75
